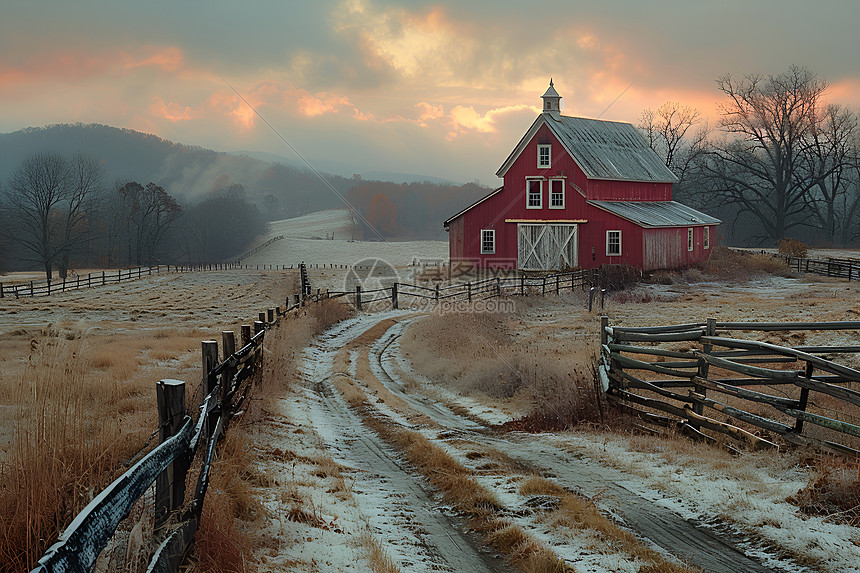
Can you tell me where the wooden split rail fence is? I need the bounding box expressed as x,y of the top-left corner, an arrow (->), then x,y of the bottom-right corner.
600,318 -> 860,456
0,262 -> 319,298
772,252 -> 860,282
30,264 -> 314,573
327,269 -> 600,311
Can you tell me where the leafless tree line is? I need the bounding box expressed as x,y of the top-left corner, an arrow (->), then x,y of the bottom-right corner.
640,66 -> 860,246
0,153 -> 266,280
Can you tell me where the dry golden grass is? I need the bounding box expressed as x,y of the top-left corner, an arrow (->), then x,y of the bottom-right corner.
0,270 -> 302,572
359,410 -> 569,572
541,493 -> 699,572
0,336 -> 148,570
788,456 -> 860,525
310,297 -> 354,334
358,531 -> 400,573
519,476 -> 568,497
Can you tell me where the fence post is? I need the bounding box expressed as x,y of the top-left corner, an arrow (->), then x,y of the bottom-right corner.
496,276 -> 501,297
795,362 -> 813,433
435,283 -> 440,301
201,341 -> 219,440
520,275 -> 525,296
221,331 -> 236,409
294,294 -> 301,307
467,282 -> 471,302
267,308 -> 275,323
588,287 -> 595,312
259,312 -> 266,325
556,274 -> 560,295
155,379 -> 188,529
392,283 -> 398,310
102,270 -> 106,285
693,318 -> 716,423
600,288 -> 606,310
356,285 -> 362,311
542,277 -> 546,296
600,316 -> 609,347
0,282 -> 3,298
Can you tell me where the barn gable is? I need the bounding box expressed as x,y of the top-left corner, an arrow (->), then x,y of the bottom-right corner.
496,114 -> 677,184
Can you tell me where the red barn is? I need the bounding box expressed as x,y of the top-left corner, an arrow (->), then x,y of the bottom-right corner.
444,81 -> 720,271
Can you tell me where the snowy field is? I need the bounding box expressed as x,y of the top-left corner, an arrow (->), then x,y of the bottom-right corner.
243,210 -> 449,282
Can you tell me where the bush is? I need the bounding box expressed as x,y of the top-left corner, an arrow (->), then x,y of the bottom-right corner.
598,264 -> 642,291
697,246 -> 792,281
778,237 -> 808,258
788,457 -> 860,525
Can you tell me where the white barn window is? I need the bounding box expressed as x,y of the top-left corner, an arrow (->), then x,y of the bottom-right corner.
688,228 -> 694,251
526,179 -> 542,209
704,226 -> 710,249
607,230 -> 621,256
549,179 -> 564,209
481,229 -> 495,254
537,144 -> 551,168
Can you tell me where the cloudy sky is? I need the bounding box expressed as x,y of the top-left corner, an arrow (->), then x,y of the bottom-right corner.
2,0 -> 859,183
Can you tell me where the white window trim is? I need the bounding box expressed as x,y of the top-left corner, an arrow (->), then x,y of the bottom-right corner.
481,229 -> 495,254
548,179 -> 565,209
526,178 -> 543,209
606,230 -> 621,256
537,144 -> 551,169
688,228 -> 694,252
704,226 -> 710,250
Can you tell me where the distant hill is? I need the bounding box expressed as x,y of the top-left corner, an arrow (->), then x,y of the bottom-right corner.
0,123 -> 490,237
0,124 -> 360,218
230,150 -> 457,186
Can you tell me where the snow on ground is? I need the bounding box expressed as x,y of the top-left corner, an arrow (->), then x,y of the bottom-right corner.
266,209 -> 355,240
243,209 -> 449,291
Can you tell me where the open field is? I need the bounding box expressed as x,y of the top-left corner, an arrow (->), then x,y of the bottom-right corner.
6,221 -> 860,572
0,268 -> 299,570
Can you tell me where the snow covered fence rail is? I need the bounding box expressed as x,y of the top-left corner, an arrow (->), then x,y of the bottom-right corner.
30,264 -> 315,573
601,317 -> 860,456
328,268 -> 597,310
235,234 -> 284,262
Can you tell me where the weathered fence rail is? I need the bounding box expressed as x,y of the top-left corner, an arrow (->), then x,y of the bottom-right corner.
601,317 -> 860,456
30,264 -> 315,573
771,252 -> 860,281
328,268 -> 599,311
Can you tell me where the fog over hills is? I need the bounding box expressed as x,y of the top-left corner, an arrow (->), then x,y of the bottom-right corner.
0,123 -> 489,238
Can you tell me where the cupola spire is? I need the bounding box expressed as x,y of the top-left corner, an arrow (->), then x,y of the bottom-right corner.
541,79 -> 561,115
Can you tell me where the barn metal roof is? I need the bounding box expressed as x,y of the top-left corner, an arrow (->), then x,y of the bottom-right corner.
588,200 -> 721,228
496,114 -> 679,183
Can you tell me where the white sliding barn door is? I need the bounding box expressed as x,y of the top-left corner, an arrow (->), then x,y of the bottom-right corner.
517,224 -> 578,270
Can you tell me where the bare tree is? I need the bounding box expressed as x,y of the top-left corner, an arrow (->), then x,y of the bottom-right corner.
801,104 -> 858,244
116,181 -> 182,265
56,153 -> 104,278
703,66 -> 832,242
6,153 -> 72,281
639,102 -> 706,179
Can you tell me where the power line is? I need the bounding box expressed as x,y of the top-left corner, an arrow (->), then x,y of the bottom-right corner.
221,78 -> 385,242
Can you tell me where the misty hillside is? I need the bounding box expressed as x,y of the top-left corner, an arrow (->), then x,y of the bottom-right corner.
0,123 -> 491,239
0,124 -> 356,218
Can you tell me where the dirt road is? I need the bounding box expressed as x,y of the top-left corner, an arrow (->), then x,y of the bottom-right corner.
253,310 -> 842,572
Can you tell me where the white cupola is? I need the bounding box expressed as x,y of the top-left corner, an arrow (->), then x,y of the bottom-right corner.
541,79 -> 561,114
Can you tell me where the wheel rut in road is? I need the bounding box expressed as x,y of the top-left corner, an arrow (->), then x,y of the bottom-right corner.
370,315 -> 783,573
299,315 -> 510,572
